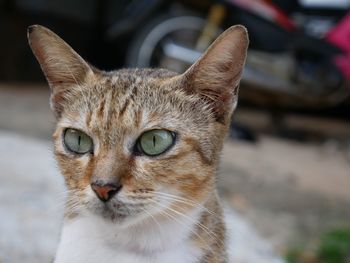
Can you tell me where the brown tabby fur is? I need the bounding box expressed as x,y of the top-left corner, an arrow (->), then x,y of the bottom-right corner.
28,24 -> 248,262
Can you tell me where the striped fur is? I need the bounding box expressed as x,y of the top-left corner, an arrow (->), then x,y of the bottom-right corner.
28,25 -> 248,263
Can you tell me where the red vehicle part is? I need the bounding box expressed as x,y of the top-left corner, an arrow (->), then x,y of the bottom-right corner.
228,0 -> 297,31
327,12 -> 350,83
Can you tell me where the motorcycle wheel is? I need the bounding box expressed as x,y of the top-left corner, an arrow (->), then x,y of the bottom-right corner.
126,14 -> 350,107
126,15 -> 217,72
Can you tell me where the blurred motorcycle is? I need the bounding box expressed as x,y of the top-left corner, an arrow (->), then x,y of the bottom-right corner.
124,0 -> 350,109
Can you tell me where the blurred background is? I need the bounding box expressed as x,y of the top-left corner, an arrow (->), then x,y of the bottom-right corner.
0,0 -> 350,262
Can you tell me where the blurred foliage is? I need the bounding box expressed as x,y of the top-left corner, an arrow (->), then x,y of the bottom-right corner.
318,228 -> 350,263
286,228 -> 350,263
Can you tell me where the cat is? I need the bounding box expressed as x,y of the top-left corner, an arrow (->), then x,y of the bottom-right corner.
28,24 -> 248,263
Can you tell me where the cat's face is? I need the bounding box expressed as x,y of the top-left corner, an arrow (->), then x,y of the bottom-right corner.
51,69 -> 222,224
28,25 -> 248,225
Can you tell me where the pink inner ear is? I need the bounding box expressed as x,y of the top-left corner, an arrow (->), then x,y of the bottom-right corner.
181,26 -> 248,122
28,25 -> 95,118
36,51 -> 69,87
28,25 -> 92,88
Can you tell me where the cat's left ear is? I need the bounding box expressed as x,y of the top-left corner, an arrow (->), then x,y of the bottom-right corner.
181,25 -> 248,123
27,25 -> 95,117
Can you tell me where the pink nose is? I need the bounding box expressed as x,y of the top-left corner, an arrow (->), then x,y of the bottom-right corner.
91,181 -> 122,202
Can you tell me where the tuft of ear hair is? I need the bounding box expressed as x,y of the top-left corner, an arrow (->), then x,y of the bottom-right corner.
181,25 -> 249,123
27,25 -> 95,117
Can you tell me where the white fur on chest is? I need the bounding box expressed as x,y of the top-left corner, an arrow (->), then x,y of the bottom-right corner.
54,211 -> 203,263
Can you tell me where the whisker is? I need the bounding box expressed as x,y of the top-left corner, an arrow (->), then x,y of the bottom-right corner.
139,206 -> 163,235
152,191 -> 216,216
149,199 -> 225,250
150,199 -> 218,239
148,202 -> 214,254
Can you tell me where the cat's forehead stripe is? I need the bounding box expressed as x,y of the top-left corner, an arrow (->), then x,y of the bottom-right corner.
102,89 -> 113,127
118,84 -> 138,118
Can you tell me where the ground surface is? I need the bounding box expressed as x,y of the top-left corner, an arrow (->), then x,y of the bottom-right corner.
0,84 -> 349,261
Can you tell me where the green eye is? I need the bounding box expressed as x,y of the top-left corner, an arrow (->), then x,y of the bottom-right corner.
64,128 -> 93,154
138,130 -> 175,156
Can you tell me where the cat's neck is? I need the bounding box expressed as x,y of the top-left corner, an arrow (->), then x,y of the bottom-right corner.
55,193 -> 225,263
55,203 -> 204,262
93,205 -> 204,252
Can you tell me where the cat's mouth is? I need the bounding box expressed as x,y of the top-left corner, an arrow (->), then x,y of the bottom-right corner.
82,188 -> 175,224
85,198 -> 153,224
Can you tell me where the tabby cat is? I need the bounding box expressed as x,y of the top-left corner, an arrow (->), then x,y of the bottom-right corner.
28,24 -> 248,263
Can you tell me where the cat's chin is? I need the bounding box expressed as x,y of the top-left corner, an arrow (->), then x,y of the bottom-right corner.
95,206 -> 128,224
85,200 -> 146,226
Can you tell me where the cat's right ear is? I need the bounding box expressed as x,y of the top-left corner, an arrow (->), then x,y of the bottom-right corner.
27,25 -> 94,117
179,25 -> 248,124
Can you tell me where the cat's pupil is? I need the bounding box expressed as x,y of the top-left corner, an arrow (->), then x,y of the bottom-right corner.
138,129 -> 174,156
63,128 -> 93,154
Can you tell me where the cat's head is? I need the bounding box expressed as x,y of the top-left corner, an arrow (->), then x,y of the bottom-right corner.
28,25 -> 248,225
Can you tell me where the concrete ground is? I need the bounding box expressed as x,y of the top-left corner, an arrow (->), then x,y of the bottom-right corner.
0,84 -> 350,261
